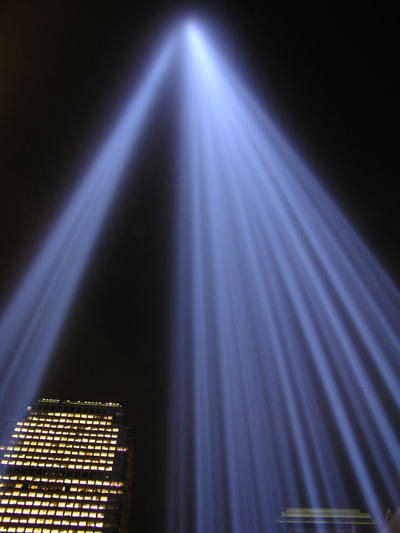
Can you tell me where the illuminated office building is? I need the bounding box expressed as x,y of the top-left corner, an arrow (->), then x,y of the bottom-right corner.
277,507 -> 382,532
0,399 -> 132,533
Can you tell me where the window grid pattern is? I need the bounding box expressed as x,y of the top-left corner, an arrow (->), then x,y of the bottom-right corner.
0,400 -> 131,533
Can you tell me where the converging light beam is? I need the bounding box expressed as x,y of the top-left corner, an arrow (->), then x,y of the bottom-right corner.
0,19 -> 399,533
168,21 -> 400,532
0,33 -> 176,426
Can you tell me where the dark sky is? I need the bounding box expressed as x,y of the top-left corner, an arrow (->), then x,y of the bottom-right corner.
0,1 -> 398,530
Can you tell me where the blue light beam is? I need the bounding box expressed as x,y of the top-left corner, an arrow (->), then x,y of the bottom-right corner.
168,21 -> 400,532
0,33 -> 176,426
0,18 -> 398,532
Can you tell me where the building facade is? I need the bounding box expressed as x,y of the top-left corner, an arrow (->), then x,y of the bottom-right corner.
0,399 -> 132,533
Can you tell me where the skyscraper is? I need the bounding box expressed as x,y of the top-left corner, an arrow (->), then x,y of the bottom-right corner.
0,399 -> 132,532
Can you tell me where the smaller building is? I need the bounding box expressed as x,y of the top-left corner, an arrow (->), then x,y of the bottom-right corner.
277,507 -> 382,532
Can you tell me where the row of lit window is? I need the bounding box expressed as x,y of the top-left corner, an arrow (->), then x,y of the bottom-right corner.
3,441 -> 118,455
2,462 -> 114,469
26,419 -> 112,426
4,450 -> 115,458
28,411 -> 113,420
2,461 -> 113,468
1,493 -> 105,501
0,476 -> 124,488
6,438 -> 118,447
2,464 -> 113,473
15,423 -> 116,430
13,428 -> 118,435
1,507 -> 105,516
10,437 -> 118,446
4,449 -> 116,457
0,492 -> 121,500
1,508 -> 105,517
0,491 -> 107,498
16,423 -> 112,430
26,420 -> 114,427
3,455 -> 114,463
0,455 -> 119,465
1,494 -> 109,502
0,491 -> 122,500
0,495 -> 120,504
16,422 -> 116,428
27,416 -> 113,423
0,490 -> 122,499
0,486 -> 122,495
0,524 -> 104,533
5,442 -> 117,451
21,416 -> 113,423
34,429 -> 118,435
0,524 -> 106,533
11,434 -> 118,441
1,500 -> 106,509
1,517 -> 103,528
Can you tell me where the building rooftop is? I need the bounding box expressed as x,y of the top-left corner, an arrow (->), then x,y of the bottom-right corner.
38,398 -> 122,408
277,508 -> 382,531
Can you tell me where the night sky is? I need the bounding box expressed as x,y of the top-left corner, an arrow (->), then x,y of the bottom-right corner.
0,1 -> 398,530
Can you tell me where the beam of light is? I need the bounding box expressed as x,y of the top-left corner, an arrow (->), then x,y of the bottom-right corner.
0,33 -> 176,427
168,21 -> 400,532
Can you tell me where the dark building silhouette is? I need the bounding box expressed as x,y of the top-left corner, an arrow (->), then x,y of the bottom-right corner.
0,399 -> 132,532
277,507 -> 382,532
